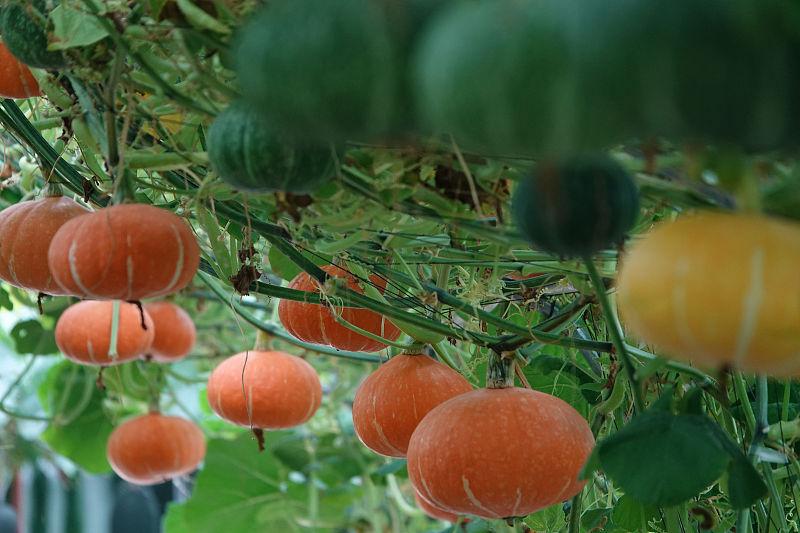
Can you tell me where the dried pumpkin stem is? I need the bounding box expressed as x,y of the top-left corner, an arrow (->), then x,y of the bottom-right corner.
486,350 -> 515,389
43,181 -> 64,198
254,329 -> 274,351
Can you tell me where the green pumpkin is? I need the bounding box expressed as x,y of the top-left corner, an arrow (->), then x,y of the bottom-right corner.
0,0 -> 65,69
611,0 -> 795,150
207,103 -> 336,194
511,155 -> 640,258
414,0 -> 639,156
235,0 -> 397,142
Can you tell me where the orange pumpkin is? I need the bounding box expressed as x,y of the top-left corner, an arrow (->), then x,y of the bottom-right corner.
47,204 -> 200,300
352,353 -> 472,457
0,194 -> 88,294
0,43 -> 40,98
144,301 -> 196,363
617,211 -> 800,376
55,300 -> 154,366
407,387 -> 595,519
206,350 -> 322,428
414,491 -> 461,523
107,412 -> 206,485
278,265 -> 401,352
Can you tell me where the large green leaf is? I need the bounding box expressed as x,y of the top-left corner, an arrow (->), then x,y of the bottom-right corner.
596,411 -> 730,506
11,319 -> 57,355
164,432 -> 364,533
38,362 -> 113,474
51,3 -> 109,50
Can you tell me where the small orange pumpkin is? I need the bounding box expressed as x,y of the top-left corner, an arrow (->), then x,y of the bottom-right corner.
0,194 -> 88,294
55,300 -> 154,366
407,387 -> 595,519
414,491 -> 461,523
47,204 -> 200,300
144,301 -> 196,363
278,265 -> 401,352
107,412 -> 206,485
0,43 -> 40,98
352,353 -> 472,457
207,350 -> 322,429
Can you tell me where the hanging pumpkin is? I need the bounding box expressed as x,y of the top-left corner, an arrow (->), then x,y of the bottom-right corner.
47,204 -> 200,300
55,300 -> 154,366
512,154 -> 640,258
617,211 -> 800,376
0,190 -> 87,294
406,356 -> 594,519
352,353 -> 472,457
206,350 -> 322,429
107,412 -> 206,485
278,265 -> 401,352
0,42 -> 41,98
143,301 -> 196,363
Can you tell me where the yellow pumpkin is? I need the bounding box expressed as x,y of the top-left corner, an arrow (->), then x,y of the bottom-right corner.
617,211 -> 800,376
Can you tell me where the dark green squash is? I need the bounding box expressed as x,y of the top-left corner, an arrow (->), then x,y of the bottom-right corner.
207,103 -> 336,194
511,155 -> 639,258
413,0 -> 639,156
0,0 -> 65,69
235,0 -> 397,142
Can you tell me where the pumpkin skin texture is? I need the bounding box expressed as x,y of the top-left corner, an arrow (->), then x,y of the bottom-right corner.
414,491 -> 459,523
143,302 -> 195,363
617,212 -> 800,377
107,413 -> 206,485
47,204 -> 200,300
0,195 -> 87,294
352,353 -> 472,457
512,155 -> 639,257
206,350 -> 322,429
278,265 -> 401,352
407,388 -> 595,519
207,102 -> 335,193
236,0 -> 396,141
0,0 -> 66,69
55,301 -> 155,366
414,1 -> 639,156
0,43 -> 40,98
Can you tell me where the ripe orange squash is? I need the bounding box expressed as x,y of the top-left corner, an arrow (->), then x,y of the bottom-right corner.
278,265 -> 401,352
0,193 -> 88,294
47,204 -> 200,300
414,491 -> 460,523
144,301 -> 195,363
55,300 -> 154,366
407,387 -> 595,519
352,353 -> 472,457
206,350 -> 322,429
0,42 -> 40,98
617,211 -> 800,376
107,412 -> 206,485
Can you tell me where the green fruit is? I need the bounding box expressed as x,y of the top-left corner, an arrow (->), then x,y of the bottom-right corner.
0,0 -> 65,69
608,0 -> 794,149
235,0 -> 397,142
207,103 -> 336,194
511,155 -> 639,258
414,0 -> 638,156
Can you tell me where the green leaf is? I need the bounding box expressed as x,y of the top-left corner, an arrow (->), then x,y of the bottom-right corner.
51,4 -> 109,50
11,320 -> 57,355
38,362 -> 113,474
725,456 -> 767,509
0,286 -> 13,310
524,370 -> 591,418
612,496 -> 658,532
596,411 -> 730,506
268,245 -> 302,282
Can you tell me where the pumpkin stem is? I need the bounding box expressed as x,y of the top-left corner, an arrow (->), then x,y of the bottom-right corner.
486,350 -> 515,389
111,168 -> 137,204
43,181 -> 64,198
254,328 -> 273,351
252,428 -> 266,452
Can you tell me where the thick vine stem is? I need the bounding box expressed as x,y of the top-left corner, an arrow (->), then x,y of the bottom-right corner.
486,351 -> 516,389
583,256 -> 644,413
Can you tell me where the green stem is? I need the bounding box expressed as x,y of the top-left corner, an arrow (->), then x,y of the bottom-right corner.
486,351 -> 515,389
736,375 -> 769,533
583,256 -> 644,413
568,491 -> 582,533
